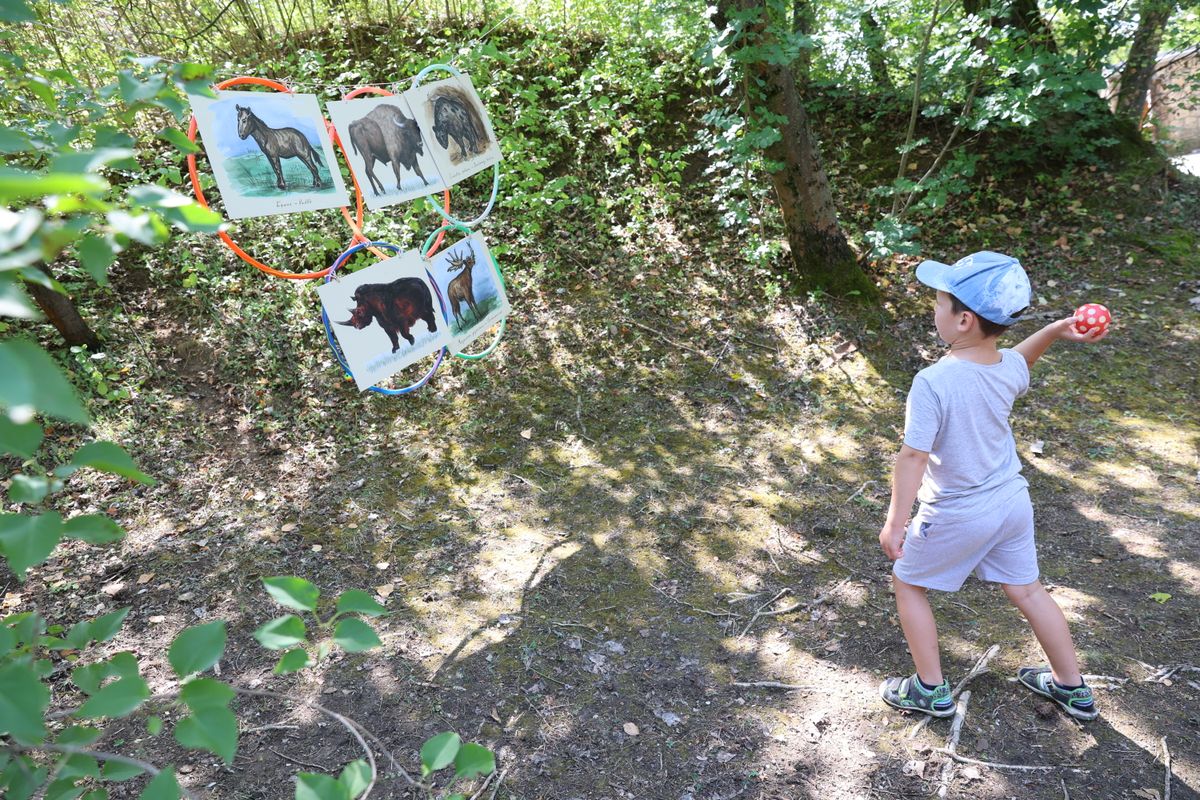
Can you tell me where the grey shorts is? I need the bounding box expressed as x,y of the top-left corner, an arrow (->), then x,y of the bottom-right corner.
893,488 -> 1039,592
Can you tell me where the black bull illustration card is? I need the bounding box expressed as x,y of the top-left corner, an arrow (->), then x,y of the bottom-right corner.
318,251 -> 450,391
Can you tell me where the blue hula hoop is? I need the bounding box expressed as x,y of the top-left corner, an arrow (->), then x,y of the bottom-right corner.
321,241 -> 450,396
412,62 -> 501,229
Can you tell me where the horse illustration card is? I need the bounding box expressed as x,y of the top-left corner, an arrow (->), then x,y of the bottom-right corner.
404,74 -> 502,188
188,91 -> 349,219
326,96 -> 449,211
425,233 -> 511,354
317,251 -> 452,391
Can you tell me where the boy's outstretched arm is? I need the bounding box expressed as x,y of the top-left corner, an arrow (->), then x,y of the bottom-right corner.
879,444 -> 929,560
1014,316 -> 1108,369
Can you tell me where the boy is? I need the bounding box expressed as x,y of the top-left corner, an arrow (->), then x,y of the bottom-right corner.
878,251 -> 1108,721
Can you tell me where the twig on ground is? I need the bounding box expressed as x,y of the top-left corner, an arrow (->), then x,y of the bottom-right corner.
739,588 -> 792,637
757,578 -> 851,622
1162,736 -> 1172,800
846,480 -> 877,504
1061,777 -> 1070,800
948,600 -> 978,616
1080,674 -> 1129,688
502,471 -> 544,493
911,644 -> 1000,738
269,747 -> 330,771
731,680 -> 815,691
626,319 -> 710,358
933,748 -> 1083,772
468,765 -> 499,800
650,582 -> 740,619
937,690 -> 971,799
242,723 -> 300,734
488,767 -> 508,800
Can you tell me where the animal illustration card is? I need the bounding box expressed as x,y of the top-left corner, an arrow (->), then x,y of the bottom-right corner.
425,233 -> 511,354
404,74 -> 502,188
317,250 -> 451,391
188,91 -> 349,219
326,95 -> 449,210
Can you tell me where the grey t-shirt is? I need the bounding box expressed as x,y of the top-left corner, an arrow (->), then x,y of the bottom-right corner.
903,348 -> 1030,521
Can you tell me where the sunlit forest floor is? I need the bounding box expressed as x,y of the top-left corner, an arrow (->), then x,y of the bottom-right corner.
17,155 -> 1200,797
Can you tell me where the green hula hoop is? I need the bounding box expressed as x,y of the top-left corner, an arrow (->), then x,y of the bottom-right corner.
421,222 -> 508,361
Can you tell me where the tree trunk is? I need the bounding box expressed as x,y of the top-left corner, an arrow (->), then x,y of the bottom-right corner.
26,271 -> 101,350
713,0 -> 876,298
1006,0 -> 1057,52
859,12 -> 894,93
1116,0 -> 1174,120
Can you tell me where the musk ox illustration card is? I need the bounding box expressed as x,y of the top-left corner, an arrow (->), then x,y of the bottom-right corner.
188,91 -> 349,219
326,96 -> 449,210
404,74 -> 502,188
425,233 -> 511,354
317,250 -> 451,391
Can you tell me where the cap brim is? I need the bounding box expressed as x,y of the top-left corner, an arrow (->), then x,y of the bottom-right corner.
916,260 -> 953,291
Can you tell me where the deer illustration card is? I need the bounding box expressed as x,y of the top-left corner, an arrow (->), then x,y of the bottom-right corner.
317,250 -> 452,391
404,74 -> 502,189
424,233 -> 511,355
326,95 -> 449,211
188,91 -> 349,219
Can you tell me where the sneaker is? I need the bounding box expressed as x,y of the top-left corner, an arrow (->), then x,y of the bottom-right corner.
1017,667 -> 1099,721
879,673 -> 956,718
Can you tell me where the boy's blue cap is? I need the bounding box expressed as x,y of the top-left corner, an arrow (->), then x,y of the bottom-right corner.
916,251 -> 1031,325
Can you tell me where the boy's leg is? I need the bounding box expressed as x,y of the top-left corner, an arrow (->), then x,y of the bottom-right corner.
893,574 -> 943,684
1002,579 -> 1082,685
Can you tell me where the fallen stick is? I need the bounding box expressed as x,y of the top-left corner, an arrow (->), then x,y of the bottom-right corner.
739,588 -> 791,637
731,681 -> 816,691
488,767 -> 509,800
936,690 -> 971,799
757,578 -> 851,620
910,644 -> 1000,738
933,748 -> 1083,772
1162,736 -> 1172,800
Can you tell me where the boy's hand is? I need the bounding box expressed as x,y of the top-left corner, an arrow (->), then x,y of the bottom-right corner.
1053,316 -> 1109,343
879,520 -> 907,560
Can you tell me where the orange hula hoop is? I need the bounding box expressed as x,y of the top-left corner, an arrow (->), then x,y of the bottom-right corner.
331,86 -> 451,260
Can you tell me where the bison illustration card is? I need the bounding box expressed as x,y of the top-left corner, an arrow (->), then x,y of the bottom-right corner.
317,250 -> 452,391
188,91 -> 349,219
404,74 -> 502,188
424,233 -> 511,354
326,95 -> 449,210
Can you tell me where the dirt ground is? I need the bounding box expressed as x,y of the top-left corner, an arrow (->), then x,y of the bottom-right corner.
10,169 -> 1200,800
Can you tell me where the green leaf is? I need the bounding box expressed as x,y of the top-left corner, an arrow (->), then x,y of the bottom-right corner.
294,772 -> 350,800
179,677 -> 234,710
168,621 -> 226,677
68,442 -> 155,485
156,127 -> 201,154
51,148 -> 136,174
0,208 -> 42,253
101,759 -> 145,780
0,168 -> 107,202
1150,592 -> 1171,604
0,340 -> 88,424
262,577 -> 319,612
55,752 -> 100,781
0,0 -> 36,23
0,662 -> 50,743
62,607 -> 129,650
43,776 -> 86,800
337,759 -> 372,799
9,474 -> 51,504
253,615 -> 306,650
62,514 -> 125,544
420,732 -> 461,774
77,675 -> 149,718
173,706 -> 237,763
333,618 -> 381,653
0,418 -> 42,458
75,235 -> 116,285
273,647 -> 310,674
0,511 -> 64,579
1,755 -> 48,800
56,725 -> 103,746
146,716 -> 163,735
335,590 -> 387,617
82,789 -> 108,800
138,767 -> 181,800
454,742 -> 495,780
0,273 -> 38,319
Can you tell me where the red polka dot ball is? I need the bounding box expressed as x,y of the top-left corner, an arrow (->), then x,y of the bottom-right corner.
1073,303 -> 1112,334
